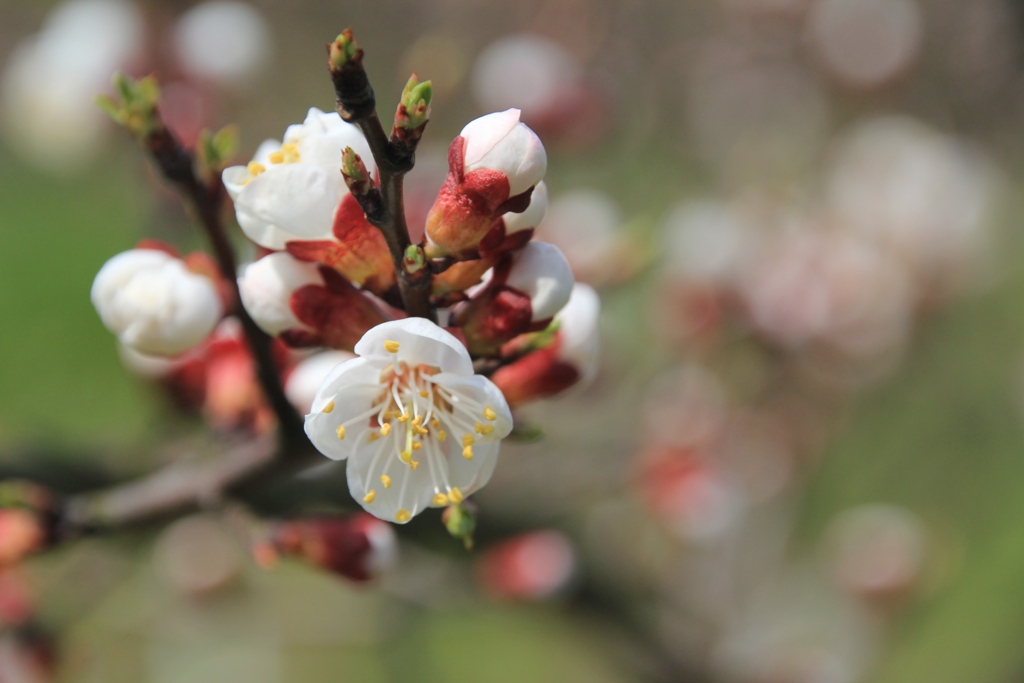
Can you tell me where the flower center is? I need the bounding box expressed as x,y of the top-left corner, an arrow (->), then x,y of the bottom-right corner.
240,142 -> 302,186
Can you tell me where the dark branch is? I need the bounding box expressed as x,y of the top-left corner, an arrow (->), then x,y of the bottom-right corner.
328,32 -> 435,322
143,125 -> 308,452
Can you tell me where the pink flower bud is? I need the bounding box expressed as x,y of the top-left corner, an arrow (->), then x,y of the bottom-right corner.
477,531 -> 576,601
0,511 -> 44,569
270,514 -> 397,582
91,248 -> 223,357
425,110 -> 546,257
478,181 -> 548,257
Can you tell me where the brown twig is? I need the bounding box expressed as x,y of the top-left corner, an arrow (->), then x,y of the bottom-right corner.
143,126 -> 308,453
328,31 -> 435,322
60,437 -> 277,531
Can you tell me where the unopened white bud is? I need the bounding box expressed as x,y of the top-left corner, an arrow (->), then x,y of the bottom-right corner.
503,180 -> 548,234
238,252 -> 322,336
91,249 -> 222,356
461,109 -> 547,196
555,283 -> 600,381
504,242 -> 574,321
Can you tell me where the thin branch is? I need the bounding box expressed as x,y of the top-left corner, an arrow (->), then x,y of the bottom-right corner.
143,126 -> 308,452
328,32 -> 435,322
60,437 -> 275,530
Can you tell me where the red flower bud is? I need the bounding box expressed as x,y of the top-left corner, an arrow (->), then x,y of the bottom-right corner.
270,514 -> 397,582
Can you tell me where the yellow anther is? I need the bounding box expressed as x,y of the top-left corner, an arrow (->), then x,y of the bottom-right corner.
395,509 -> 411,523
410,460 -> 420,470
419,390 -> 430,398
475,421 -> 485,434
437,430 -> 447,442
433,493 -> 449,506
397,412 -> 409,423
380,422 -> 391,436
449,487 -> 464,504
380,475 -> 392,489
462,434 -> 475,447
282,142 -> 299,154
368,432 -> 380,443
483,406 -> 497,421
413,424 -> 429,436
400,449 -> 412,463
412,441 -> 423,451
412,415 -> 422,426
480,424 -> 495,436
462,446 -> 474,460
268,151 -> 285,164
247,161 -> 266,176
363,490 -> 376,504
384,340 -> 401,353
336,425 -> 346,440
431,418 -> 440,429
322,400 -> 335,414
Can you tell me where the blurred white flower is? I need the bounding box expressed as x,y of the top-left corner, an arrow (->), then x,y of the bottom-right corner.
807,0 -> 923,90
91,248 -> 223,356
471,34 -> 581,120
172,1 -> 271,87
1,0 -> 143,172
824,504 -> 928,602
304,319 -> 513,523
537,189 -> 639,288
826,117 -> 1002,296
661,200 -> 762,287
285,350 -> 356,415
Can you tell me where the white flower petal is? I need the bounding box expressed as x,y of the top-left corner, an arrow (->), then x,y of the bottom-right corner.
303,357 -> 386,461
355,319 -> 474,376
461,109 -> 547,197
429,372 -> 513,443
555,283 -> 601,383
438,438 -> 501,499
505,242 -> 575,321
461,109 -> 522,166
503,180 -> 548,234
233,164 -> 341,249
346,440 -> 435,523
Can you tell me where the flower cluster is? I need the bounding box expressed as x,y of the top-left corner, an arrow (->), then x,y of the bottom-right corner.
90,77 -> 601,528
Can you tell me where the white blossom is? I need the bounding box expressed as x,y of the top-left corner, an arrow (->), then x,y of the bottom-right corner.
304,319 -> 513,523
172,1 -> 272,87
91,249 -> 222,356
222,108 -> 374,250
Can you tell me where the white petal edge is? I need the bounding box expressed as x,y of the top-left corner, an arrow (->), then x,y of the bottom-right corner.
355,319 -> 474,376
